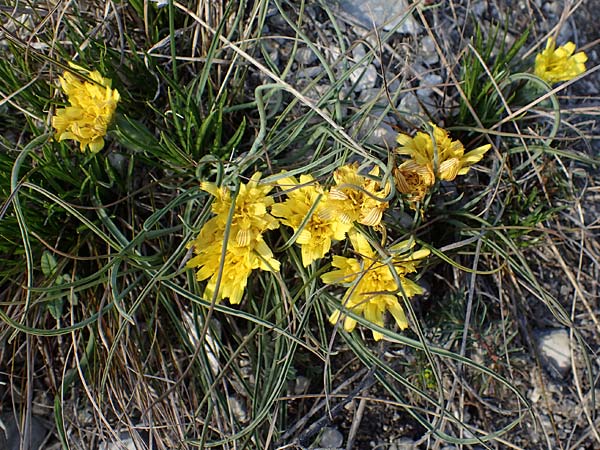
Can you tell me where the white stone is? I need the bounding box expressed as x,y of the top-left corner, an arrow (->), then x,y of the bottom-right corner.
296,47 -> 317,66
394,438 -> 417,449
420,36 -> 439,66
294,375 -> 310,394
398,93 -> 424,118
417,74 -> 442,98
535,328 -> 571,377
350,64 -> 379,92
337,0 -> 420,34
319,427 -> 343,448
228,396 -> 248,423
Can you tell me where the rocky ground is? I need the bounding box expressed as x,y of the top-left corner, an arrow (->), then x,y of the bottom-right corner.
1,0 -> 598,448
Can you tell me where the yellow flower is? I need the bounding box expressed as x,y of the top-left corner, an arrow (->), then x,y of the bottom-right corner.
322,232 -> 429,340
271,174 -> 353,267
200,173 -> 280,250
187,173 -> 280,304
393,160 -> 435,206
395,124 -> 491,182
52,63 -> 120,153
534,37 -> 587,84
325,163 -> 390,227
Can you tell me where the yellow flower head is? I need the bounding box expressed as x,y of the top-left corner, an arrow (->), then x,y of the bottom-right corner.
322,232 -> 429,340
200,172 -> 280,249
52,63 -> 120,153
325,163 -> 390,227
396,124 -> 491,182
186,173 -> 280,304
189,242 -> 277,304
534,37 -> 587,84
393,160 -> 435,206
271,174 -> 353,267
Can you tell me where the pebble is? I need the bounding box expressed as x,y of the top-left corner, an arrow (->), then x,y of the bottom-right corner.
358,88 -> 389,106
294,375 -> 310,394
296,47 -> 318,66
416,74 -> 443,98
361,119 -> 398,148
319,427 -> 344,448
420,36 -> 439,66
228,396 -> 248,423
99,435 -> 137,450
393,437 -> 418,449
398,92 -> 424,120
98,429 -> 151,450
350,64 -> 379,92
335,0 -> 420,34
535,328 -> 571,378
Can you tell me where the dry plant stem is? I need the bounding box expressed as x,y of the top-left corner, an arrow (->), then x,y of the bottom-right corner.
345,396 -> 367,450
541,227 -> 600,334
567,199 -> 600,444
508,272 -> 561,449
296,370 -> 376,447
278,367 -> 370,443
467,43 -> 551,203
172,1 -> 372,161
494,64 -> 600,130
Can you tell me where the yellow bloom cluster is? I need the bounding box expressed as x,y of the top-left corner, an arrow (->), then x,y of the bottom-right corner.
322,232 -> 429,341
394,124 -> 491,206
187,164 -> 427,339
271,174 -> 353,267
534,37 -> 587,85
326,163 -> 391,227
52,63 -> 120,153
186,173 -> 280,304
188,164 -> 391,295
273,164 -> 389,267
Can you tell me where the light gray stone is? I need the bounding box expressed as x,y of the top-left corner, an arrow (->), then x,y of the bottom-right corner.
228,396 -> 248,423
394,437 -> 417,449
350,64 -> 379,92
296,47 -> 318,66
98,428 -> 151,450
294,375 -> 310,394
336,0 -> 420,34
319,427 -> 343,448
398,92 -> 424,119
360,118 -> 398,148
417,74 -> 443,98
420,36 -> 439,66
99,436 -> 136,450
535,328 -> 571,377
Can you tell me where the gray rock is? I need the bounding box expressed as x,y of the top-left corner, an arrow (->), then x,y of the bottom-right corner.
535,328 -> 571,377
336,0 -> 420,34
417,74 -> 443,98
294,375 -> 310,394
393,438 -> 418,449
99,436 -> 137,450
297,66 -> 323,80
471,1 -> 487,17
228,396 -> 248,423
359,118 -> 398,148
319,427 -> 344,448
350,64 -> 379,92
398,92 -> 424,120
358,88 -> 388,106
296,47 -> 317,66
420,36 -> 439,66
